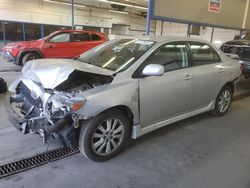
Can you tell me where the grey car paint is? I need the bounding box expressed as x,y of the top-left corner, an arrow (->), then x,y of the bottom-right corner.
9,37 -> 241,141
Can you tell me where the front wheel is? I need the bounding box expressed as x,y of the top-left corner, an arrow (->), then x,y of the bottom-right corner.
21,52 -> 40,66
79,110 -> 130,162
213,85 -> 232,116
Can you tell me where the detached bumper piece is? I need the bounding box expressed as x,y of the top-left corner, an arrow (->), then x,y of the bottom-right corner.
7,82 -> 78,149
43,115 -> 78,149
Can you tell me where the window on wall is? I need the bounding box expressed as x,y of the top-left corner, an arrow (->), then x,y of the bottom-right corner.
82,26 -> 101,32
4,22 -> 23,42
44,25 -> 60,36
0,23 -> 3,41
44,25 -> 70,36
25,24 -> 41,41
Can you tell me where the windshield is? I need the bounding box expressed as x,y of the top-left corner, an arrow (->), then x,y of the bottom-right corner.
78,39 -> 155,72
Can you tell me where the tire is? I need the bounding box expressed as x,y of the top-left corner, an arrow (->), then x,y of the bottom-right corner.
79,109 -> 130,162
21,52 -> 40,66
213,85 -> 233,116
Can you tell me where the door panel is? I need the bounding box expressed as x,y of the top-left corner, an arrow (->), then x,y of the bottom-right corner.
138,41 -> 192,128
188,41 -> 226,110
189,64 -> 225,110
43,42 -> 73,58
70,41 -> 103,57
139,69 -> 193,127
42,32 -> 72,58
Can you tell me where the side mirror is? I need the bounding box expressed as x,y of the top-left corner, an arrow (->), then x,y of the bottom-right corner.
142,64 -> 164,76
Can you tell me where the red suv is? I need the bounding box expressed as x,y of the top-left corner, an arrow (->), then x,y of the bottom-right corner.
2,30 -> 108,65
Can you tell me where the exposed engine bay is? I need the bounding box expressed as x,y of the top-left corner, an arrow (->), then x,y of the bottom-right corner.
8,70 -> 113,148
55,70 -> 113,92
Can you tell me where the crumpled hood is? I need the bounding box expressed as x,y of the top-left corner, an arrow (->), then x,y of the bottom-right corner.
10,58 -> 114,91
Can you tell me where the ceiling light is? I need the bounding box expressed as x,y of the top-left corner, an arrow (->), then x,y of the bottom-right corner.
214,40 -> 222,44
43,0 -> 86,8
99,0 -> 147,10
109,10 -> 129,14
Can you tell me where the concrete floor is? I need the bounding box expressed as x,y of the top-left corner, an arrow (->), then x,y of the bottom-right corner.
1,59 -> 250,188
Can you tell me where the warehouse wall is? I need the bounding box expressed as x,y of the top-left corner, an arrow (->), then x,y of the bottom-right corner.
0,0 -> 241,48
0,0 -> 154,35
154,21 -> 240,47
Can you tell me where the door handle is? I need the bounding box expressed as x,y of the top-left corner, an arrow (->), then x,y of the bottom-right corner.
184,75 -> 193,81
48,45 -> 54,48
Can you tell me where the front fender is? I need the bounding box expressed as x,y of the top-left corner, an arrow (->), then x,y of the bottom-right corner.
75,81 -> 140,125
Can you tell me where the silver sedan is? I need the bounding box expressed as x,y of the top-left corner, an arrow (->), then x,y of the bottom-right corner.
8,37 -> 242,161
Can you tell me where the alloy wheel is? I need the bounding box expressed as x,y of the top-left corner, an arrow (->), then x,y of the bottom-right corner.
91,118 -> 125,156
218,89 -> 231,113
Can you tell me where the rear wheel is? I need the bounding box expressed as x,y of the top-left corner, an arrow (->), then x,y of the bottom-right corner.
21,52 -> 40,65
213,85 -> 232,116
79,110 -> 130,162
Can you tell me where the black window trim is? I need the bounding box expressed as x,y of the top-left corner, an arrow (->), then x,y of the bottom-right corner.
70,32 -> 91,42
187,41 -> 222,67
90,33 -> 102,41
132,41 -> 191,79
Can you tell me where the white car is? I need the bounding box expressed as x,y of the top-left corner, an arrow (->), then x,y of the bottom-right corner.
8,37 -> 242,161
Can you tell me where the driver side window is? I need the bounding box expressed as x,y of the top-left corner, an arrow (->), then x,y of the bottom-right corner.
50,33 -> 70,43
144,42 -> 189,72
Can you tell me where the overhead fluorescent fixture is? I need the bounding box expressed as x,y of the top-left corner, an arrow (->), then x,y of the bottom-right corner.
109,10 -> 129,14
43,0 -> 86,8
99,0 -> 147,10
213,40 -> 222,44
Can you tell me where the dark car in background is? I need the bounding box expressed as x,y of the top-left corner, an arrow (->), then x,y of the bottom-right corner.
2,30 -> 108,65
220,35 -> 250,78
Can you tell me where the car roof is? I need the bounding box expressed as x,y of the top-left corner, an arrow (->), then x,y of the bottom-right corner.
57,29 -> 105,35
123,36 -> 212,44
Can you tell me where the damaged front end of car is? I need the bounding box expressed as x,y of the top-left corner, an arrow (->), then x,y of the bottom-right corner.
7,60 -> 114,149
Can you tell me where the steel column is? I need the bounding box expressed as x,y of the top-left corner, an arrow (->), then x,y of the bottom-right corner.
239,29 -> 244,39
146,0 -> 153,35
187,24 -> 191,37
22,23 -> 26,41
2,22 -> 6,45
210,27 -> 214,43
71,0 -> 75,30
40,24 -> 45,38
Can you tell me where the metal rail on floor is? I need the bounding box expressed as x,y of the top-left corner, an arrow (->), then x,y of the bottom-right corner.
0,148 -> 79,179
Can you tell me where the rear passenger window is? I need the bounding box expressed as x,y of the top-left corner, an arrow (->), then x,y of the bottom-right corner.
91,34 -> 101,41
143,42 -> 189,72
189,42 -> 221,66
72,33 -> 90,42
